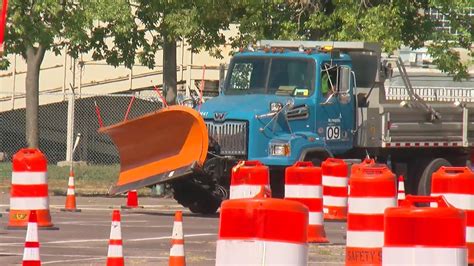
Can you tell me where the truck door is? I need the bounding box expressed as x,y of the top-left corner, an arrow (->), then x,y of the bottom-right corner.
316,63 -> 355,153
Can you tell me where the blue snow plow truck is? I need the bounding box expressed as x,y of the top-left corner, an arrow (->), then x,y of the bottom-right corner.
103,40 -> 474,214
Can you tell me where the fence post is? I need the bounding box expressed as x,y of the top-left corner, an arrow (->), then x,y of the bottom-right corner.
219,63 -> 225,94
62,48 -> 67,101
129,66 -> 133,90
186,64 -> 192,97
65,91 -> 75,164
11,54 -> 16,109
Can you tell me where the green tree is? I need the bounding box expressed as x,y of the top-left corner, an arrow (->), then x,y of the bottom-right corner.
232,0 -> 472,80
1,0 -> 235,148
1,0 -> 133,148
89,0 -> 235,104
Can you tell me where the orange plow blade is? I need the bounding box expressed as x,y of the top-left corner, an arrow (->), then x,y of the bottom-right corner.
100,106 -> 208,195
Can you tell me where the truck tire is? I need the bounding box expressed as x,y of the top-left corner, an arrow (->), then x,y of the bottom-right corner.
172,181 -> 221,215
417,158 -> 451,195
188,197 -> 220,215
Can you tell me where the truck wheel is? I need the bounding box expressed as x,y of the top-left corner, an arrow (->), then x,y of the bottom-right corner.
188,197 -> 221,215
417,158 -> 451,195
172,182 -> 221,215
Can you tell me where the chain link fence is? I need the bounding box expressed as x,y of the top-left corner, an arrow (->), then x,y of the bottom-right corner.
0,90 -> 165,165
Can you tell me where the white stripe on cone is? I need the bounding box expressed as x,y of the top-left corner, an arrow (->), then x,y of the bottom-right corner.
109,221 -> 122,240
346,231 -> 384,248
348,197 -> 397,214
430,193 -> 474,210
229,185 -> 269,199
467,227 -> 474,242
23,216 -> 40,261
10,197 -> 49,210
382,247 -> 467,265
23,247 -> 40,261
67,188 -> 75,196
216,240 -> 308,265
172,221 -> 183,239
68,176 -> 74,186
398,192 -> 406,200
25,222 -> 39,242
308,212 -> 323,225
107,244 -> 123,257
322,175 -> 348,187
322,196 -> 347,207
12,172 -> 47,185
170,244 -> 185,256
285,185 -> 322,198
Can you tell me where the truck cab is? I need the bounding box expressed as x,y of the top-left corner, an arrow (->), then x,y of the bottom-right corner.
201,45 -> 356,167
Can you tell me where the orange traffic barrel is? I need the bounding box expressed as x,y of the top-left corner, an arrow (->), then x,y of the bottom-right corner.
285,161 -> 328,243
215,198 -> 308,265
431,166 -> 474,264
383,195 -> 467,265
8,149 -> 55,229
229,160 -> 271,199
322,158 -> 349,220
346,164 -> 396,266
350,158 -> 376,176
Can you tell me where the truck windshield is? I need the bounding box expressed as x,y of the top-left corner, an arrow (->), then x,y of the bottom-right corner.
224,57 -> 315,96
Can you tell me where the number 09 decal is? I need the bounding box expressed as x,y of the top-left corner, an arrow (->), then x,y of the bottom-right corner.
326,126 -> 341,140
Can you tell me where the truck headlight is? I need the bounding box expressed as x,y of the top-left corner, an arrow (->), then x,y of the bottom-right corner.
181,99 -> 196,108
270,143 -> 291,156
270,102 -> 283,112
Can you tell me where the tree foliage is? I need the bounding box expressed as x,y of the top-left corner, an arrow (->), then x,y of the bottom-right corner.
233,0 -> 473,80
1,0 -> 133,148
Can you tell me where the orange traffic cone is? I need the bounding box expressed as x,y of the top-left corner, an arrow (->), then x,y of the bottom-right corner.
121,190 -> 143,209
61,170 -> 81,212
22,210 -> 41,266
107,210 -> 124,266
398,175 -> 406,205
169,211 -> 185,266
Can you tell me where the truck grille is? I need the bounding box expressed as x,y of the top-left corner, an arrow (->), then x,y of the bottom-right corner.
205,121 -> 247,156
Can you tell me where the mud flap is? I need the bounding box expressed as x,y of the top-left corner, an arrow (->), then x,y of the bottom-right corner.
99,106 -> 208,195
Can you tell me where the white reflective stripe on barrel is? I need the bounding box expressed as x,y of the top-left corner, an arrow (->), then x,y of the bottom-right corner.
348,197 -> 396,214
323,196 -> 347,207
23,247 -> 40,260
430,193 -> 474,210
229,185 -> 267,199
12,172 -> 47,185
322,175 -> 348,187
170,244 -> 185,256
10,197 -> 49,210
215,240 -> 307,265
346,231 -> 384,248
285,185 -> 322,198
107,244 -> 123,257
382,247 -> 467,265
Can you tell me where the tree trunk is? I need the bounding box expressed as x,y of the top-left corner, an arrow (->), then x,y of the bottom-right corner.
163,37 -> 177,105
25,46 -> 46,148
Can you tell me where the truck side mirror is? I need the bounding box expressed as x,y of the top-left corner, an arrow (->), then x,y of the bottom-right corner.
336,66 -> 352,104
339,66 -> 351,93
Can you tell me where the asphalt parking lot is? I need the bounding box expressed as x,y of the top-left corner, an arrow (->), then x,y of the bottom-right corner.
0,194 -> 346,265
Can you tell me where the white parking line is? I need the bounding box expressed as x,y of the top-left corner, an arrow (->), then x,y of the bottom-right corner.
42,257 -> 104,265
0,233 -> 216,246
